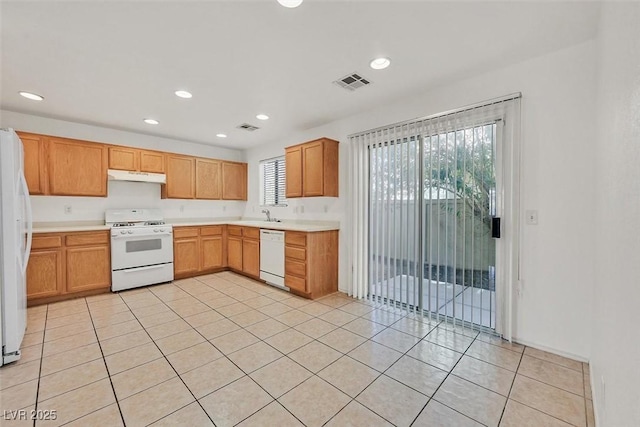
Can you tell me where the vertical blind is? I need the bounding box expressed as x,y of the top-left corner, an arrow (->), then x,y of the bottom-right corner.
348,94 -> 521,339
260,156 -> 287,206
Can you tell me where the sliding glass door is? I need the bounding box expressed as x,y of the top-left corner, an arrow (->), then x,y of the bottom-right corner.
369,122 -> 499,330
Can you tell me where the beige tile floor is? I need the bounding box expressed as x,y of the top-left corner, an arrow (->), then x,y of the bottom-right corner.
0,272 -> 595,427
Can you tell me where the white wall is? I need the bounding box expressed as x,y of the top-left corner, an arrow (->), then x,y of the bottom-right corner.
591,3 -> 640,426
0,110 -> 247,221
244,40 -> 598,360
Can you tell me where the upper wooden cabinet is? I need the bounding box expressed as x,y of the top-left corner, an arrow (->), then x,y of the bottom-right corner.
108,146 -> 165,173
16,130 -> 247,200
48,137 -> 108,197
164,154 -> 195,199
17,131 -> 47,195
285,137 -> 339,198
140,150 -> 165,173
222,161 -> 248,200
196,159 -> 222,200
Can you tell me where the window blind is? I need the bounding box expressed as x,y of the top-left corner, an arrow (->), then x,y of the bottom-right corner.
260,157 -> 287,206
348,93 -> 521,340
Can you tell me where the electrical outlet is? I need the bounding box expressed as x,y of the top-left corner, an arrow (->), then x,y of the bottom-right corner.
324,205 -> 329,213
525,210 -> 538,225
64,205 -> 72,214
222,206 -> 226,212
300,206 -> 305,214
179,205 -> 184,213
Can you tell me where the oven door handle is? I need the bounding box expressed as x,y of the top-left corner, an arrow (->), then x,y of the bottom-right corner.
121,264 -> 170,273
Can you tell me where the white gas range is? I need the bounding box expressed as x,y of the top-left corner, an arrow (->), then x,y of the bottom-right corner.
106,209 -> 174,292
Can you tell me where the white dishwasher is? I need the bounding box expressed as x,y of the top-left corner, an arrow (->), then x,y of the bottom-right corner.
260,230 -> 287,289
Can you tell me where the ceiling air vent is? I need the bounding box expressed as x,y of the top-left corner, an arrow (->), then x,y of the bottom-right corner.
333,72 -> 371,92
237,123 -> 260,131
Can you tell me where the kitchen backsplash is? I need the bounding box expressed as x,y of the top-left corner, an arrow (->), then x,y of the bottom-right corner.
29,180 -> 246,222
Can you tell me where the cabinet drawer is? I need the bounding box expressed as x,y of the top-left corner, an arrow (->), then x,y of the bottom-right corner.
285,275 -> 306,292
174,227 -> 199,239
243,227 -> 260,240
66,232 -> 109,247
200,226 -> 223,236
228,226 -> 243,237
285,231 -> 307,247
285,246 -> 306,261
32,235 -> 63,249
285,259 -> 306,277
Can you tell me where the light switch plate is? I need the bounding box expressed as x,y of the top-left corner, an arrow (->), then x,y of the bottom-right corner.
525,210 -> 538,225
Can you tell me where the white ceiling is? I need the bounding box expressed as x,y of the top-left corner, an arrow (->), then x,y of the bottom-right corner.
1,0 -> 600,149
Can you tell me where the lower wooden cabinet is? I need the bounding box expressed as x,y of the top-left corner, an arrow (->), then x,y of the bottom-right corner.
26,250 -> 63,299
227,236 -> 243,271
174,237 -> 200,277
225,226 -> 260,278
242,239 -> 260,277
285,230 -> 339,299
66,246 -> 111,293
27,231 -> 111,305
173,226 -> 227,279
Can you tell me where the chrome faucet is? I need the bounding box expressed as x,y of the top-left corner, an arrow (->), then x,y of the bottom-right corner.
261,209 -> 271,222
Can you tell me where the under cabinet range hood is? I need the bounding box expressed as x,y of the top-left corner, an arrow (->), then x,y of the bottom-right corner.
107,169 -> 167,184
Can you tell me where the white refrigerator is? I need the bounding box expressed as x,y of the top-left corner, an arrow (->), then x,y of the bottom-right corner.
0,128 -> 33,366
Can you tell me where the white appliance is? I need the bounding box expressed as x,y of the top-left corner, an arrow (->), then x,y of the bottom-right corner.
106,209 -> 174,292
107,169 -> 166,184
260,230 -> 287,290
0,129 -> 33,366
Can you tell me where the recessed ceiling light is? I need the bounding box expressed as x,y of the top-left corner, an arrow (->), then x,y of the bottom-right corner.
19,91 -> 44,101
174,90 -> 192,99
277,0 -> 303,8
216,133 -> 227,138
369,57 -> 391,70
143,118 -> 159,125
256,114 -> 269,121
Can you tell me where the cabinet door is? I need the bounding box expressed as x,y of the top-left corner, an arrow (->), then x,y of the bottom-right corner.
227,237 -> 243,271
18,132 -> 47,195
66,245 -> 111,293
242,239 -> 260,277
109,147 -> 139,171
140,150 -> 165,173
201,235 -> 224,270
221,162 -> 247,200
27,250 -> 63,299
165,155 -> 195,199
174,238 -> 200,276
48,138 -> 108,196
195,158 -> 221,200
285,146 -> 303,198
302,141 -> 324,197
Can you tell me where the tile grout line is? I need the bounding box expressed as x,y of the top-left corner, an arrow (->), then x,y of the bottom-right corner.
84,295 -> 128,427
496,341 -> 526,426
406,324 -> 485,427
117,291 -> 218,427
183,275 -> 378,425
31,304 -> 49,427
174,276 -> 313,426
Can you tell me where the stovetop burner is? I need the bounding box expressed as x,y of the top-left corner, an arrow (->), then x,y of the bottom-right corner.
144,221 -> 165,226
112,222 -> 136,227
111,221 -> 166,228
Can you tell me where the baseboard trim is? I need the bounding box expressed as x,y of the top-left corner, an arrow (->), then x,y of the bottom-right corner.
510,336 -> 589,363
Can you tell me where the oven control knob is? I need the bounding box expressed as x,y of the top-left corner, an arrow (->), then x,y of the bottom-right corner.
127,230 -> 133,234
120,231 -> 126,235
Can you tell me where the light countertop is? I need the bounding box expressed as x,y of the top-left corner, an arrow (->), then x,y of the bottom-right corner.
33,218 -> 340,234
